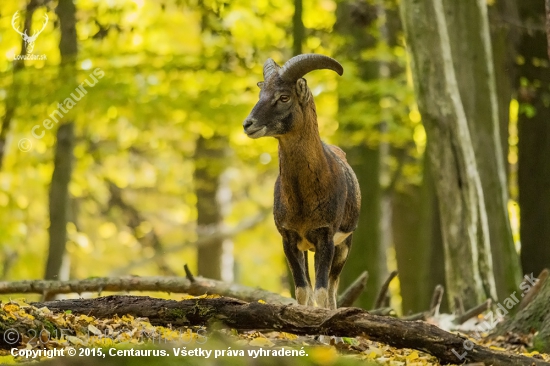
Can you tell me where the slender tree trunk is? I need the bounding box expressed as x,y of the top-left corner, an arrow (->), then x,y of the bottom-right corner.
546,0 -> 550,60
194,134 -> 230,281
335,0 -> 384,309
193,4 -> 232,282
344,146 -> 382,309
44,0 -> 77,284
292,0 -> 304,56
488,0 -> 519,173
400,0 -> 498,310
516,0 -> 550,278
393,154 -> 445,314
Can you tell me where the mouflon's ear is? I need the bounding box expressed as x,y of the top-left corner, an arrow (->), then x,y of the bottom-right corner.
296,78 -> 310,104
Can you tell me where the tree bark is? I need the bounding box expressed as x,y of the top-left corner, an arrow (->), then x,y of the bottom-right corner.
444,0 -> 522,301
400,0 -> 498,310
516,0 -> 550,278
26,295 -> 550,366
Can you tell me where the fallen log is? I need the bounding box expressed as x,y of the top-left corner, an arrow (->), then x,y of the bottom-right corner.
30,295 -> 549,366
0,277 -> 296,306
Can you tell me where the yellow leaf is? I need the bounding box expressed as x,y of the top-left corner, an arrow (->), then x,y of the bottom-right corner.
249,337 -> 274,347
3,304 -> 20,313
257,300 -> 266,304
278,332 -> 297,340
67,336 -> 84,346
407,351 -> 419,360
367,351 -> 378,359
88,324 -> 102,336
77,315 -> 94,323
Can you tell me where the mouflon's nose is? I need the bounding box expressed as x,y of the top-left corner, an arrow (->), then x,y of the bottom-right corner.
243,119 -> 255,130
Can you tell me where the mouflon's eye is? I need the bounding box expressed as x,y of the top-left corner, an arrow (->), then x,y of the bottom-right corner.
279,95 -> 290,103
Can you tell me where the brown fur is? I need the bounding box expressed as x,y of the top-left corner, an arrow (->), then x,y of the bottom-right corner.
243,56 -> 361,309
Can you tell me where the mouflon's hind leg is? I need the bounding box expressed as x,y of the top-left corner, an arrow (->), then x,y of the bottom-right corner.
303,250 -> 314,305
282,230 -> 313,306
307,228 -> 335,308
328,235 -> 352,309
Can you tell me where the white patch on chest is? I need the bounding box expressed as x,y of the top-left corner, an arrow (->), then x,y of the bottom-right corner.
296,231 -> 352,252
333,231 -> 351,245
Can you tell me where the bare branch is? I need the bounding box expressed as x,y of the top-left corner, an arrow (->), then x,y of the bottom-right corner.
337,271 -> 368,308
429,285 -> 444,316
183,264 -> 195,283
518,268 -> 549,310
402,312 -> 427,321
455,299 -> 492,325
374,270 -> 398,309
0,276 -> 296,305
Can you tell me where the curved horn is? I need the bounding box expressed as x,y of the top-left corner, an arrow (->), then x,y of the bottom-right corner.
263,58 -> 280,80
279,54 -> 343,82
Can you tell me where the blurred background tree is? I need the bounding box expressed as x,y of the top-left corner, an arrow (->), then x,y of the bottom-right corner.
0,0 -> 548,314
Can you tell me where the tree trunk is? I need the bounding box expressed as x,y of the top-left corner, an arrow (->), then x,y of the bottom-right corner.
516,0 -> 550,278
44,0 -> 77,284
292,0 -> 304,56
443,0 -> 522,301
400,0 -> 498,310
335,0 -> 384,309
343,146 -> 382,309
194,134 -> 231,281
393,155 -> 445,314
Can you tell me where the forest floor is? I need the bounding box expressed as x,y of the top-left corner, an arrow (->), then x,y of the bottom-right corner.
0,296 -> 548,366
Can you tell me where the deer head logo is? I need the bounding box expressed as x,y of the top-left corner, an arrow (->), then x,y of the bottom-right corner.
11,11 -> 48,54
